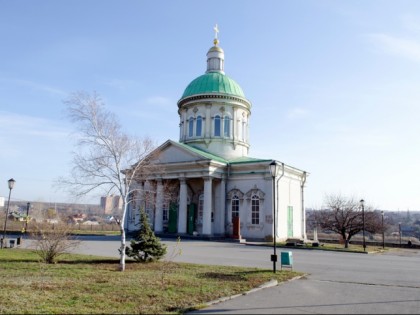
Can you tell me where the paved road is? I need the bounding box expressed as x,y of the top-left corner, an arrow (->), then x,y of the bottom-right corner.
22,236 -> 420,314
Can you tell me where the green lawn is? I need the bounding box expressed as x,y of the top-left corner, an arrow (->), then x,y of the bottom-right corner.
0,249 -> 303,314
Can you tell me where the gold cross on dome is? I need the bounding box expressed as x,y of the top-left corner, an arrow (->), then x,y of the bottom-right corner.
213,24 -> 219,45
214,24 -> 219,39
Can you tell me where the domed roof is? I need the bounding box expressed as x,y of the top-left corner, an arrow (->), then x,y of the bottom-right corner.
180,71 -> 245,99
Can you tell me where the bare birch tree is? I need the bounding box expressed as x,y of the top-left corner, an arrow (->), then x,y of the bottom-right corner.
57,91 -> 160,271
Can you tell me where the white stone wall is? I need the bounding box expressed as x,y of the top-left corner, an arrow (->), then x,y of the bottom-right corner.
226,171 -> 304,241
179,99 -> 251,159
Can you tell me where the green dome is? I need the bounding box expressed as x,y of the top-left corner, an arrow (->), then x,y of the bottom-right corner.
181,72 -> 245,99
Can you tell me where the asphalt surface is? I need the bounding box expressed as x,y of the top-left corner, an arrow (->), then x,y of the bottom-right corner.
21,235 -> 420,314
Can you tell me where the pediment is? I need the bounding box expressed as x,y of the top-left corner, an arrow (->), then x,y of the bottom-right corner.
153,140 -> 214,164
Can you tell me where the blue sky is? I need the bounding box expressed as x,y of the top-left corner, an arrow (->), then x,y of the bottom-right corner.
1,0 -> 420,210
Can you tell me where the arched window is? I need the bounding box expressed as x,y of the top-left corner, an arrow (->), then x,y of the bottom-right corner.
196,116 -> 202,137
242,121 -> 246,141
231,195 -> 239,221
251,194 -> 260,224
214,115 -> 221,137
188,118 -> 194,137
224,116 -> 230,137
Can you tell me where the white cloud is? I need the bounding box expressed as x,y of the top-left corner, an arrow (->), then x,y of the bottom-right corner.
0,112 -> 69,139
102,78 -> 140,90
401,14 -> 420,33
146,96 -> 172,108
368,33 -> 420,63
0,112 -> 71,160
287,107 -> 309,119
0,77 -> 67,97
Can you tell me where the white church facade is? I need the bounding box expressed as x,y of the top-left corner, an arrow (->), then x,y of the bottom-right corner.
125,29 -> 308,242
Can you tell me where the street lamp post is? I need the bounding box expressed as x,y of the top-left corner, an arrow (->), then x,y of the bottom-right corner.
1,178 -> 16,249
24,202 -> 30,234
399,222 -> 402,247
360,199 -> 366,252
269,161 -> 279,273
381,211 -> 385,249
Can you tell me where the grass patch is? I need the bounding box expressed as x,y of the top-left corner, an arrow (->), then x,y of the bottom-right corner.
0,249 -> 302,314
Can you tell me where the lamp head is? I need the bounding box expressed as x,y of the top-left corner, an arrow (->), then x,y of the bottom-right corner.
269,161 -> 279,178
359,199 -> 365,207
8,178 -> 15,190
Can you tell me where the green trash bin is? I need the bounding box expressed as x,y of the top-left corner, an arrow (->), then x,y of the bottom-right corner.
281,251 -> 293,270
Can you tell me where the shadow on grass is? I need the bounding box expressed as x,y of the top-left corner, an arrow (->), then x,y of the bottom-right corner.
198,269 -> 270,281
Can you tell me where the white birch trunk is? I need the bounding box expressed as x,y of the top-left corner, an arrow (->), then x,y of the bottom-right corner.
119,199 -> 128,271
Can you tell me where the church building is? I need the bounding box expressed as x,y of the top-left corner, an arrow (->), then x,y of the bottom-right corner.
125,27 -> 308,242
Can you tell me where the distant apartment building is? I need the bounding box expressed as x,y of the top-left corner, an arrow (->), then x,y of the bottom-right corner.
100,195 -> 123,214
0,197 -> 4,207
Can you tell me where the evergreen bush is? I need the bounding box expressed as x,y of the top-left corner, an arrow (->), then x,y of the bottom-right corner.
125,208 -> 167,262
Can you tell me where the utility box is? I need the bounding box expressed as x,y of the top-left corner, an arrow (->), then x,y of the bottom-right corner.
281,251 -> 293,270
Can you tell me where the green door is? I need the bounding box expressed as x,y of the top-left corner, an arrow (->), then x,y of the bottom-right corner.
168,202 -> 178,233
287,206 -> 293,238
187,203 -> 196,235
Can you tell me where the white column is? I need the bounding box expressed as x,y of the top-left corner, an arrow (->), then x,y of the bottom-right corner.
219,176 -> 226,235
155,179 -> 164,233
203,176 -> 213,235
178,178 -> 188,234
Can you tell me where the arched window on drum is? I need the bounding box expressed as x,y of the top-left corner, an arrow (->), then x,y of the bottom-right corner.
214,115 -> 221,137
196,115 -> 202,137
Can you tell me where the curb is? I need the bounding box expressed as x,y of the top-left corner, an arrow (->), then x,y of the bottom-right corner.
205,279 -> 278,306
204,274 -> 306,307
243,242 -> 378,254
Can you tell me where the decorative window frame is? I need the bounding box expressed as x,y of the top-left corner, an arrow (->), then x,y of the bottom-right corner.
227,188 -> 245,200
223,114 -> 232,138
251,194 -> 260,225
245,186 -> 265,201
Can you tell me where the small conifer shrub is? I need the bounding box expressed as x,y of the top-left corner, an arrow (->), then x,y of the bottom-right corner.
125,207 -> 167,262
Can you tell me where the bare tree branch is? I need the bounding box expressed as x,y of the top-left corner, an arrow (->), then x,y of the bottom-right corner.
315,194 -> 382,248
55,91 -> 163,271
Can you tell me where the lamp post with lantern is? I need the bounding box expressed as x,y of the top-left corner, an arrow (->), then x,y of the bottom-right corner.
381,211 -> 385,249
1,178 -> 16,249
24,202 -> 30,234
269,161 -> 279,273
360,199 -> 366,252
399,222 -> 402,247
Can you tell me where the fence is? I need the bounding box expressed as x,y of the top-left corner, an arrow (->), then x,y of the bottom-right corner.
307,232 -> 420,249
3,220 -> 119,233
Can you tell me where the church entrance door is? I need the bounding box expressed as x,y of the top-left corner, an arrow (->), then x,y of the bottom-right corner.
187,203 -> 197,234
168,202 -> 178,233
